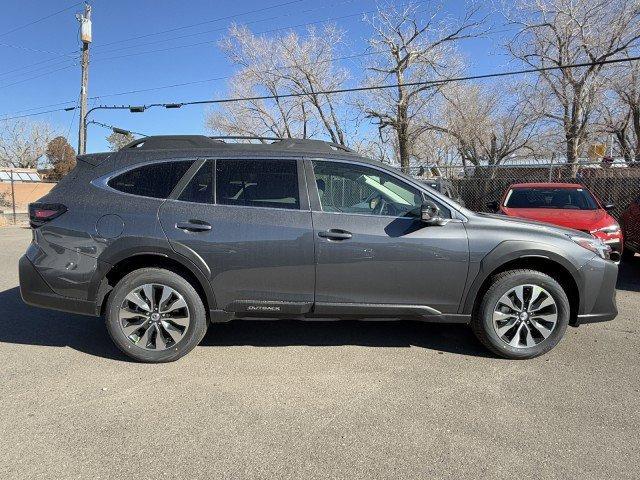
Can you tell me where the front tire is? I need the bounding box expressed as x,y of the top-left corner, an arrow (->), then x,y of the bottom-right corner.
105,268 -> 208,363
471,269 -> 570,359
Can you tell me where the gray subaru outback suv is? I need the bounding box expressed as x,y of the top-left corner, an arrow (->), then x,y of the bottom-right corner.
19,135 -> 618,362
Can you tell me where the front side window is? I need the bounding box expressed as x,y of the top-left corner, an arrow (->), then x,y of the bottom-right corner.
216,159 -> 300,210
108,160 -> 194,199
313,160 -> 435,218
504,187 -> 598,210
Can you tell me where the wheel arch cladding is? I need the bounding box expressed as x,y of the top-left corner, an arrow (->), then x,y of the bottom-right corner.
94,252 -> 216,317
462,241 -> 581,324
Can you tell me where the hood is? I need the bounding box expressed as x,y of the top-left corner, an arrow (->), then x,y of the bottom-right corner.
501,207 -> 615,233
476,212 -> 592,238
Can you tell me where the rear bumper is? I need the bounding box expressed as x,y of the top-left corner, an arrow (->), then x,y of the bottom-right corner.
19,255 -> 97,316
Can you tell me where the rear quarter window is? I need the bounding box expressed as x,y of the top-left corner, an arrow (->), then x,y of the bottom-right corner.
108,160 -> 194,199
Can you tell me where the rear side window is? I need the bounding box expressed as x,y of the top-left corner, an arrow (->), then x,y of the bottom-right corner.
178,161 -> 214,204
108,161 -> 194,199
216,159 -> 299,210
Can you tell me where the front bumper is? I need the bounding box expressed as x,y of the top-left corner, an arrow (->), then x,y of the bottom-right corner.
19,255 -> 97,316
574,255 -> 618,325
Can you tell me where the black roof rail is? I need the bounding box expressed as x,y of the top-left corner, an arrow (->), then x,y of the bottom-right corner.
270,138 -> 355,153
209,135 -> 282,142
119,134 -> 356,154
120,135 -> 223,151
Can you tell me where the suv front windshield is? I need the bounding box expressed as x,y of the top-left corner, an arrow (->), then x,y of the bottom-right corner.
504,187 -> 599,210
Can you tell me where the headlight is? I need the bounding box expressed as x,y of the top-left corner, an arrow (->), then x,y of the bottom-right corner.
592,224 -> 620,234
569,235 -> 612,259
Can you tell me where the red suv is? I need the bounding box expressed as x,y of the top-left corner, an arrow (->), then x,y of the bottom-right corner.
621,194 -> 640,259
492,183 -> 623,255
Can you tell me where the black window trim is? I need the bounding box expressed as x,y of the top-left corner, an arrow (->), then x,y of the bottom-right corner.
93,157 -> 198,201
305,157 -> 456,220
168,158 -> 208,201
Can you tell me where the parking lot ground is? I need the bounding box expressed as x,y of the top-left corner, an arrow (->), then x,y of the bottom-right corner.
0,225 -> 639,480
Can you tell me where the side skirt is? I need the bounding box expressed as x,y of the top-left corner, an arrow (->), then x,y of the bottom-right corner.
209,301 -> 470,324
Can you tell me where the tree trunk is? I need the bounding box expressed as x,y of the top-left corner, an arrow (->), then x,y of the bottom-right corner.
633,106 -> 640,163
566,134 -> 578,164
397,100 -> 410,173
398,127 -> 410,173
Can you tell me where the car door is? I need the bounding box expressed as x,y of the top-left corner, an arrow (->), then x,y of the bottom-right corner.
306,158 -> 469,317
159,157 -> 315,315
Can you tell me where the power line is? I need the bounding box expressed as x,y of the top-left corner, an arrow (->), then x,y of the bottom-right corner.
0,0 -> 340,77
0,1 -> 83,38
94,56 -> 640,110
89,51 -> 378,99
0,63 -> 76,90
0,56 -> 72,78
91,0 -> 363,56
0,107 -> 73,121
0,50 -> 378,115
92,0 -> 307,49
88,120 -> 147,137
89,8 -> 376,64
0,58 -> 78,83
0,41 -> 76,57
2,56 -> 638,121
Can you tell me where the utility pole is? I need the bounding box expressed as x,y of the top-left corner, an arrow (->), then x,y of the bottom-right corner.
76,3 -> 92,155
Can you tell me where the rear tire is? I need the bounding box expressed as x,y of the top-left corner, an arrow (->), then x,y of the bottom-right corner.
471,269 -> 570,359
105,268 -> 208,363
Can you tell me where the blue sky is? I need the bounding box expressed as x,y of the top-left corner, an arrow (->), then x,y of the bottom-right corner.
0,0 -> 511,153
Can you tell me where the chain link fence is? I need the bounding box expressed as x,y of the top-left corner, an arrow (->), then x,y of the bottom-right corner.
413,160 -> 640,221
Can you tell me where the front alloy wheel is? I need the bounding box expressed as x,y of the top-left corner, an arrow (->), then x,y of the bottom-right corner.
492,284 -> 558,348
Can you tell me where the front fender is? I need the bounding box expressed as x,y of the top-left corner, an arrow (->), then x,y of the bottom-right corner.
459,240 -> 586,315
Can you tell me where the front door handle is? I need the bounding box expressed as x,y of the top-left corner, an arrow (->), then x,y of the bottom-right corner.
176,220 -> 212,232
318,229 -> 352,240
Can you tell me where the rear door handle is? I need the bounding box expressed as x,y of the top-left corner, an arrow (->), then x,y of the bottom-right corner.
176,220 -> 212,232
318,229 -> 352,240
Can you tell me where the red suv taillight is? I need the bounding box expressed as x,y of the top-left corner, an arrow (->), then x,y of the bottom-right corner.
28,203 -> 67,228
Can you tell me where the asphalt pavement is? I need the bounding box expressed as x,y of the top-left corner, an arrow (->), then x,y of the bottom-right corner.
1,226 -> 638,480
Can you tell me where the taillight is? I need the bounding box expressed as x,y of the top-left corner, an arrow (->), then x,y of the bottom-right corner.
28,203 -> 67,228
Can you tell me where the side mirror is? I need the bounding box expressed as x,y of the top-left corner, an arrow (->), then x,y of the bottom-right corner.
604,203 -> 615,211
486,200 -> 499,212
421,201 -> 447,226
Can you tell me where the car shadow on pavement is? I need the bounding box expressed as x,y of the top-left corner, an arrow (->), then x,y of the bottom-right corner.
0,286 -> 491,360
201,320 -> 492,357
202,320 -> 492,357
617,257 -> 640,292
0,287 -> 128,361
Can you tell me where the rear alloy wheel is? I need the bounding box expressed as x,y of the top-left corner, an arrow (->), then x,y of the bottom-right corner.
119,284 -> 191,351
106,268 -> 207,362
471,269 -> 570,359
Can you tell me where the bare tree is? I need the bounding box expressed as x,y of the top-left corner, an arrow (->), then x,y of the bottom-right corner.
431,82 -> 538,167
106,131 -> 135,151
206,24 -> 349,143
599,57 -> 640,162
0,119 -> 54,168
360,1 -> 486,173
506,0 -> 640,163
